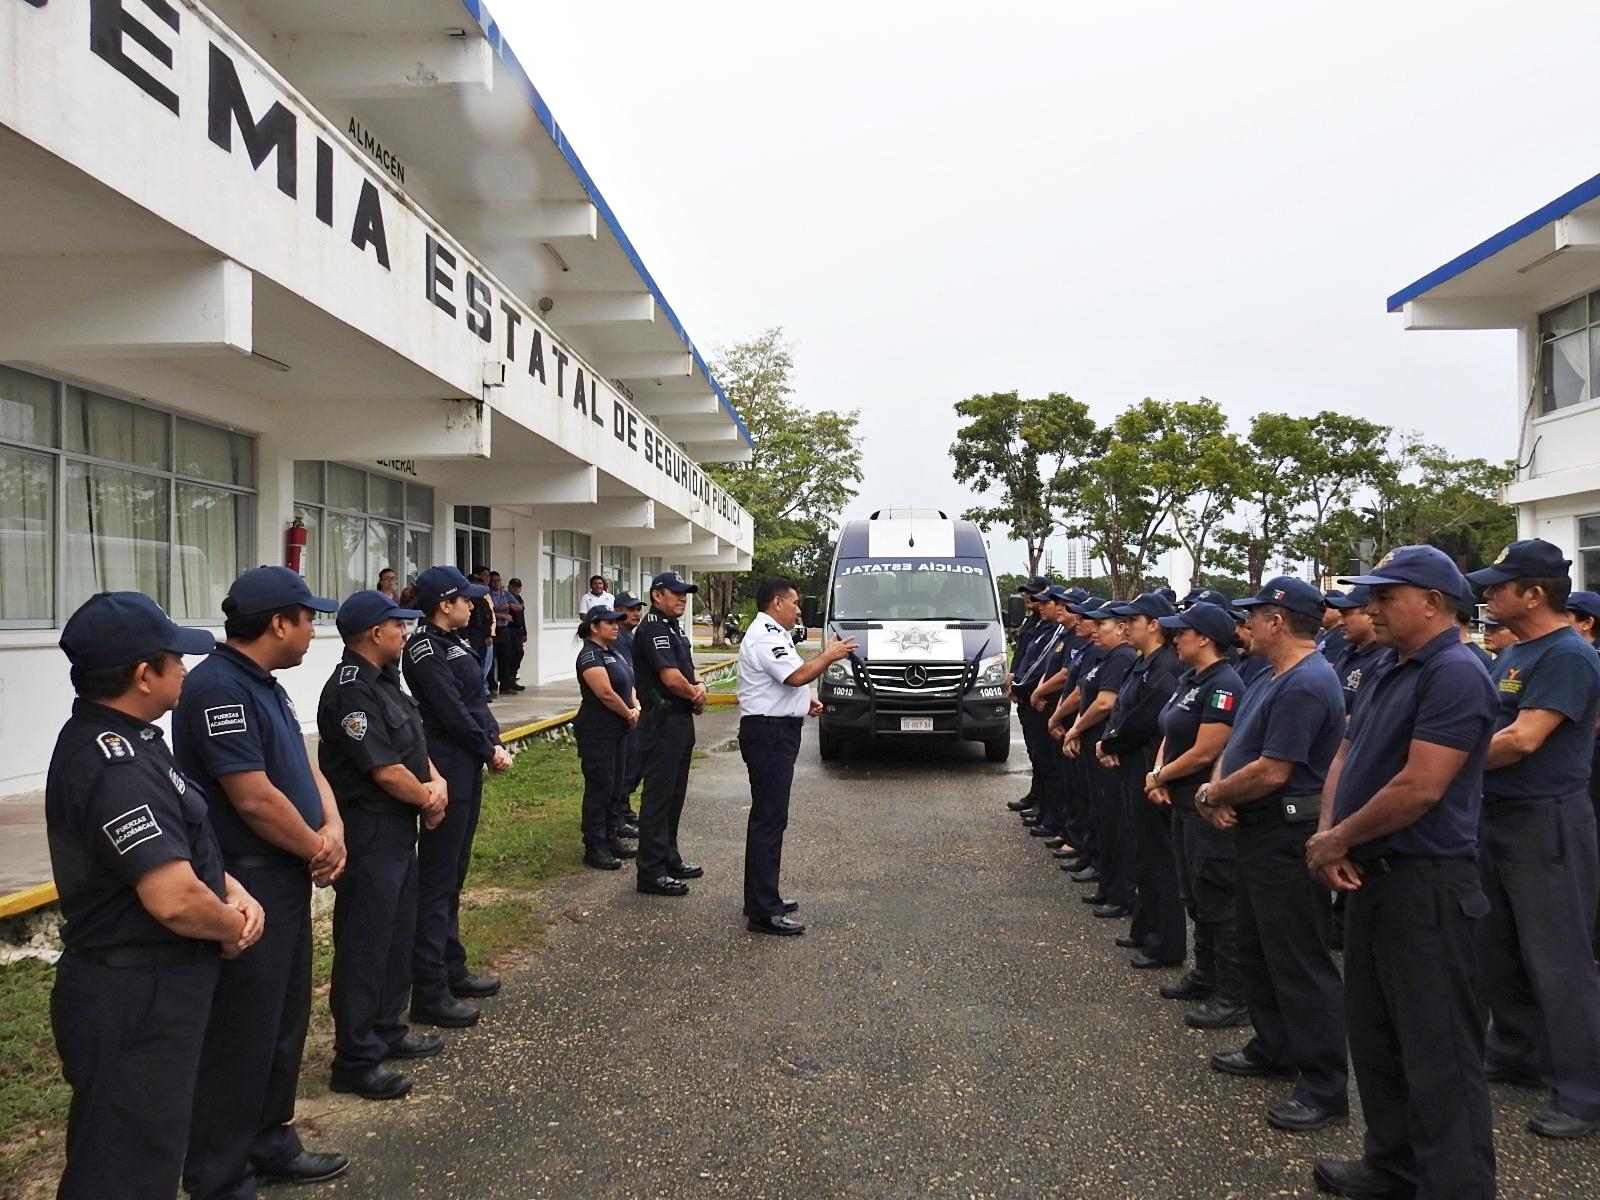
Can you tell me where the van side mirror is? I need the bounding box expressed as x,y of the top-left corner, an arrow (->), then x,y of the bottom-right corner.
1005,596 -> 1025,628
802,595 -> 822,627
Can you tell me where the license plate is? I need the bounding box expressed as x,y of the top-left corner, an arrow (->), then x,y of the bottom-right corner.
899,717 -> 934,732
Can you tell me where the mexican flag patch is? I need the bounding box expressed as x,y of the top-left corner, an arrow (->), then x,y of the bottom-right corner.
1209,691 -> 1236,712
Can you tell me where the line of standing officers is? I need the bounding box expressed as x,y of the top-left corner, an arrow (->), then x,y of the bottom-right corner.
45,562 -> 514,1200
1006,539 -> 1600,1200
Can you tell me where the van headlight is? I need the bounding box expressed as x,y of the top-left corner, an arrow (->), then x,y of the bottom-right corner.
824,660 -> 851,683
976,653 -> 1006,686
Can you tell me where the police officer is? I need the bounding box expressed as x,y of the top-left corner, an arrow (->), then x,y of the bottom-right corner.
1006,577 -> 1053,815
403,566 -> 513,1028
1149,601 -> 1248,1029
174,566 -> 349,1195
1195,576 -> 1348,1132
1232,615 -> 1274,689
613,591 -> 646,835
1482,615 -> 1517,656
634,571 -> 707,896
1327,586 -> 1393,716
1466,539 -> 1600,1138
1063,603 -> 1138,917
738,578 -> 858,934
1304,547 -> 1498,1200
1457,598 -> 1496,669
573,604 -> 640,870
1019,586 -> 1076,840
1050,597 -> 1108,881
318,590 -> 449,1101
48,594 -> 262,1200
1318,590 -> 1349,662
1570,590 -> 1600,962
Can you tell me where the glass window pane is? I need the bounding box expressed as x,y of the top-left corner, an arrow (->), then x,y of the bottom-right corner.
1580,516 -> 1600,549
0,445 -> 53,619
573,533 -> 591,559
1542,296 -> 1588,338
0,366 -> 56,448
1585,548 -> 1600,592
62,462 -> 168,611
174,483 -> 249,620
293,461 -> 323,504
404,528 -> 430,585
470,506 -> 490,529
542,530 -> 556,552
1541,332 -> 1590,412
62,389 -> 168,470
406,483 -> 433,526
369,475 -> 404,520
294,504 -> 323,598
327,463 -> 365,512
176,419 -> 253,487
325,512 -> 366,603
367,519 -> 401,588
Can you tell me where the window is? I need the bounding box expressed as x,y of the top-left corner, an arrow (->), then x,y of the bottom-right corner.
542,530 -> 591,622
294,463 -> 433,602
0,365 -> 256,624
1538,292 -> 1600,413
1580,516 -> 1600,589
638,556 -> 663,592
599,544 -> 633,595
453,505 -> 491,575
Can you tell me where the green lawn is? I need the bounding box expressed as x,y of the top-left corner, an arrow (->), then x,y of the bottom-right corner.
0,736 -> 592,1196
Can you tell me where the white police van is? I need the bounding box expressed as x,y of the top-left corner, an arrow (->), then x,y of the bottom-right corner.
817,509 -> 1010,761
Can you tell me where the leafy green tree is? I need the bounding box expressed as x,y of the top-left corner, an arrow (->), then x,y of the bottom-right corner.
1215,413 -> 1316,588
1159,399 -> 1246,587
1286,411 -> 1392,583
950,391 -> 1101,576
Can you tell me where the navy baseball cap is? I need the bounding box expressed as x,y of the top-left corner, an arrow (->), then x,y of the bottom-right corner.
61,592 -> 215,669
1233,576 -> 1326,619
1108,591 -> 1178,619
583,605 -> 622,623
1325,585 -> 1372,609
1062,586 -> 1089,603
1038,584 -> 1073,604
224,565 -> 337,616
1568,591 -> 1600,621
1180,587 -> 1234,612
1158,601 -> 1236,647
1466,539 -> 1572,588
1342,545 -> 1470,599
1155,586 -> 1178,603
650,570 -> 697,595
613,591 -> 644,609
415,565 -> 489,609
1068,596 -> 1107,615
1083,598 -> 1127,621
336,589 -> 423,638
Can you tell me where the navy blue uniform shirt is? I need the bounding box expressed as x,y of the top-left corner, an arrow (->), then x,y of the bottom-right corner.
1102,644 -> 1181,754
402,622 -> 502,764
1010,613 -> 1042,671
1065,640 -> 1106,704
616,625 -> 637,670
1317,625 -> 1348,663
1483,625 -> 1600,800
48,700 -> 226,952
1333,639 -> 1394,716
1218,651 -> 1345,795
1011,616 -> 1052,682
1234,652 -> 1273,689
1466,641 -> 1494,670
1017,621 -> 1069,688
634,609 -> 697,712
317,649 -> 430,817
174,644 -> 323,857
1077,643 -> 1136,746
1158,659 -> 1245,787
575,640 -> 636,735
1333,627 -> 1497,859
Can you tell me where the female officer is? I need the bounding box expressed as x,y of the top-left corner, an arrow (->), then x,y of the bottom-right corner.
1097,593 -> 1182,966
1148,601 -> 1248,1029
574,605 -> 642,870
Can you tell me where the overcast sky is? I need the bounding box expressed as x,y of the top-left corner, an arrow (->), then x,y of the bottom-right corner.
497,1 -> 1593,575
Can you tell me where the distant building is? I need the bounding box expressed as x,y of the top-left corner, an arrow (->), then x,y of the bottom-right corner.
1059,536 -> 1094,579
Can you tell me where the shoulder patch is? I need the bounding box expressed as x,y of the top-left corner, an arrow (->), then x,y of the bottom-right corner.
446,645 -> 471,660
408,638 -> 435,662
96,731 -> 135,761
102,804 -> 162,855
772,646 -> 790,659
342,711 -> 369,741
169,768 -> 187,795
339,664 -> 360,685
653,636 -> 671,650
205,704 -> 247,737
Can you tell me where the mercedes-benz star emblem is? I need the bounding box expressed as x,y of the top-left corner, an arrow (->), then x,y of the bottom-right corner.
904,664 -> 928,688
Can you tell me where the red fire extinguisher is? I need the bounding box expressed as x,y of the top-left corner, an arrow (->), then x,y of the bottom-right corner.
286,516 -> 308,576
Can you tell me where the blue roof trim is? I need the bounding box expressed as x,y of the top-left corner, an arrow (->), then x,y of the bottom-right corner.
456,0 -> 753,449
1387,168 -> 1600,313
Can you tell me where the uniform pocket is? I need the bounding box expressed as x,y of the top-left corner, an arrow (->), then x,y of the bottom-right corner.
1457,888 -> 1491,920
1488,805 -> 1563,864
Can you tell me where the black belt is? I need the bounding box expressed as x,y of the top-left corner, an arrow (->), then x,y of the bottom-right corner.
1232,792 -> 1321,827
742,715 -> 804,726
69,941 -> 216,968
225,852 -> 305,870
1356,854 -> 1468,875
1483,791 -> 1583,815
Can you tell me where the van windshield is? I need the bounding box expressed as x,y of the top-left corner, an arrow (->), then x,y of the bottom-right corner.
831,558 -> 998,621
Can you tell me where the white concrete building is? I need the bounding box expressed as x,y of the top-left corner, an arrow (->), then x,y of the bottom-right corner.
0,0 -> 753,791
1389,172 -> 1600,584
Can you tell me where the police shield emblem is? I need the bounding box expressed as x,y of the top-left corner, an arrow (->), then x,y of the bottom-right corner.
342,711 -> 369,741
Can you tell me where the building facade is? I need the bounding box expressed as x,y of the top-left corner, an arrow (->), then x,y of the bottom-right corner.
0,0 -> 753,791
1390,171 -> 1600,583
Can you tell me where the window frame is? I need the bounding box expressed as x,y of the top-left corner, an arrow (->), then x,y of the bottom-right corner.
294,463 -> 434,615
542,529 -> 592,625
1537,290 -> 1600,415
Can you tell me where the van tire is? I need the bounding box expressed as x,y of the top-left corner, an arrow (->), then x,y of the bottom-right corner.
819,730 -> 843,761
984,736 -> 1010,763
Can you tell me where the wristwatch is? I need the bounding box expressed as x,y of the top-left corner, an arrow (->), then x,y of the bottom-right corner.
1195,783 -> 1213,807
1150,765 -> 1163,785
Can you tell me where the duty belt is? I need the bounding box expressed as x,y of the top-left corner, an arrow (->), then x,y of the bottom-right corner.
1354,854 -> 1466,875
1233,792 -> 1321,827
69,940 -> 216,968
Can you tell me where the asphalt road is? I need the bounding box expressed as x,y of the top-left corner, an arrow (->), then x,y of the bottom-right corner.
297,712 -> 1600,1200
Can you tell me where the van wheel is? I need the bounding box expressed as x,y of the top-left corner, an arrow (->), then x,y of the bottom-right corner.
984,736 -> 1010,763
819,730 -> 843,761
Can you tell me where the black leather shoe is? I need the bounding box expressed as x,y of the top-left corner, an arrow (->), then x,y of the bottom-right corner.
1185,997 -> 1252,1029
1211,1048 -> 1294,1078
410,998 -> 481,1028
1028,825 -> 1059,838
1070,866 -> 1101,883
1528,1107 -> 1600,1138
749,914 -> 805,936
1053,850 -> 1083,863
1093,904 -> 1132,919
1160,972 -> 1213,1001
450,973 -> 500,998
1267,1098 -> 1348,1132
781,898 -> 800,914
1006,797 -> 1033,811
1018,807 -> 1039,820
607,840 -> 638,860
638,875 -> 689,896
384,1032 -> 443,1060
256,1151 -> 351,1185
585,849 -> 623,870
1043,836 -> 1068,849
330,1064 -> 412,1101
1081,891 -> 1109,905
1130,953 -> 1180,968
616,824 -> 640,839
1019,815 -> 1041,827
1114,934 -> 1140,949
1483,1060 -> 1543,1088
668,862 -> 704,880
1311,1158 -> 1416,1199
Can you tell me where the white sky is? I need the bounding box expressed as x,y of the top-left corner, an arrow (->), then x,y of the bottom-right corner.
495,1 -> 1593,574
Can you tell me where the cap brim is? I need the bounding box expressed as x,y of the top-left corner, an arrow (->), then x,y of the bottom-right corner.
1324,595 -> 1366,609
391,607 -> 424,621
167,627 -> 218,656
1155,614 -> 1191,630
307,595 -> 340,613
460,583 -> 490,599
1464,565 -> 1517,587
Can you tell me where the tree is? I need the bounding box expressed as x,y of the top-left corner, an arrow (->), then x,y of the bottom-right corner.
950,391 -> 1101,576
1160,399 -> 1246,587
1215,413 -> 1315,589
1286,411 -> 1391,584
704,328 -> 863,645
